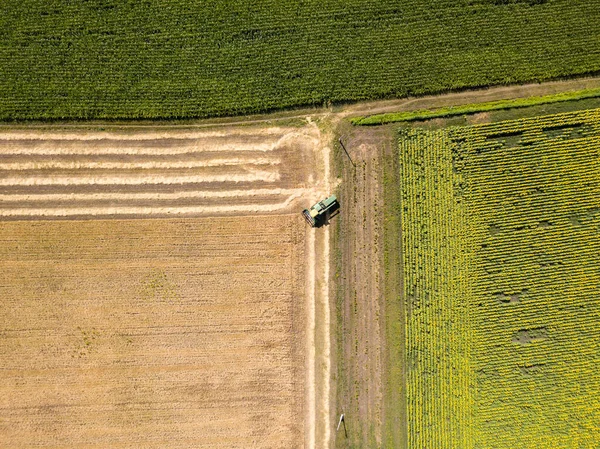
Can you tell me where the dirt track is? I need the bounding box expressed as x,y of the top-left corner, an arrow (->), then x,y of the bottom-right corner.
332,126 -> 388,448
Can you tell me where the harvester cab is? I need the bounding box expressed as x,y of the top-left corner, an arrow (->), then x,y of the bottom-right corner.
302,195 -> 339,228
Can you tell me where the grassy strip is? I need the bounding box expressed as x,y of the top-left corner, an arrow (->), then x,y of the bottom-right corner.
381,128 -> 408,449
352,88 -> 600,125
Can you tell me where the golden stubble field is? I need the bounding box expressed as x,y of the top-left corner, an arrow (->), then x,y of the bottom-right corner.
0,123 -> 333,448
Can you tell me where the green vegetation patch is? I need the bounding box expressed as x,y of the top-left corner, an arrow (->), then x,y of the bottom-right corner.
353,88 -> 600,125
1,0 -> 600,120
400,109 -> 600,448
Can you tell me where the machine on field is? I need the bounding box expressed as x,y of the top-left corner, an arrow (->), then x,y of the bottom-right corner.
302,195 -> 339,227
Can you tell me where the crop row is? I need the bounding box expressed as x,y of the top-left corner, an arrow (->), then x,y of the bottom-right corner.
399,108 -> 600,448
0,0 -> 599,119
400,129 -> 475,448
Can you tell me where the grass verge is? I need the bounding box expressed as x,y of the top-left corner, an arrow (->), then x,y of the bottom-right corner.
381,127 -> 408,449
352,87 -> 600,125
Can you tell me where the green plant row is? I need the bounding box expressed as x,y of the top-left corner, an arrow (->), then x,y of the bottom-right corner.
1,0 -> 599,120
353,88 -> 600,125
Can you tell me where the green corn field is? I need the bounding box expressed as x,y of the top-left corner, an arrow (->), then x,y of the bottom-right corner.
1,0 -> 599,119
400,108 -> 600,448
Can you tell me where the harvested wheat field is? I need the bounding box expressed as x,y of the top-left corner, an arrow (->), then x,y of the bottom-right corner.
0,123 -> 332,448
0,215 -> 306,448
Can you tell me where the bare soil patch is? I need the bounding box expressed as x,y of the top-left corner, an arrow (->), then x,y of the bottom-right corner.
332,126 -> 389,448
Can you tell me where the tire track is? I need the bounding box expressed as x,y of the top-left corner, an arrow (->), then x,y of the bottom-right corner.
0,128 -> 290,141
0,130 -> 314,154
0,170 -> 281,186
0,194 -> 304,217
0,187 -> 305,203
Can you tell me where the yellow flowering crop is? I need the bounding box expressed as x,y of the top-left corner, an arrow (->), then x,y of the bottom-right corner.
399,109 -> 600,448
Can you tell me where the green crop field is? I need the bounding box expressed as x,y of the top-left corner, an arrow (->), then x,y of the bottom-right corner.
1,0 -> 599,120
399,109 -> 600,448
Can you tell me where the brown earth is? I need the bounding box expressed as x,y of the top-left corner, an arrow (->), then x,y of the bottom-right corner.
331,124 -> 397,448
0,121 -> 334,449
2,75 -> 599,449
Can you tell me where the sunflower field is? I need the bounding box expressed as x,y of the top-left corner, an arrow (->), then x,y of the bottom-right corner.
400,108 -> 600,448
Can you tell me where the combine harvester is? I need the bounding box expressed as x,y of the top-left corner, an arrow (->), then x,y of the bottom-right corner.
302,195 -> 339,228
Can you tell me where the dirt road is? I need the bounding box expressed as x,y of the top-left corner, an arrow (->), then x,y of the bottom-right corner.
331,126 -> 389,448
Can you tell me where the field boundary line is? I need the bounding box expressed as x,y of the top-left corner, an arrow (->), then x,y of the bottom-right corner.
352,87 -> 600,125
0,158 -> 280,171
0,129 -> 291,140
321,226 -> 331,448
0,171 -> 280,186
306,228 -> 316,449
3,77 -> 600,132
320,131 -> 332,449
0,194 -> 305,217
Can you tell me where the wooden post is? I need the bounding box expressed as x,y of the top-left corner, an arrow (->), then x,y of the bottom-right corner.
336,413 -> 347,438
336,414 -> 344,431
